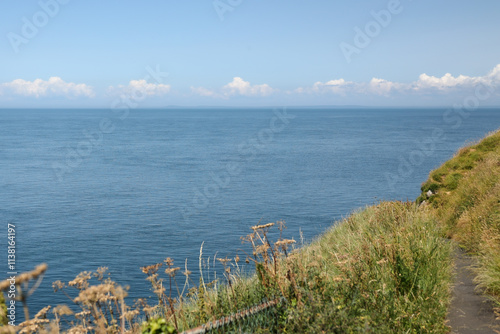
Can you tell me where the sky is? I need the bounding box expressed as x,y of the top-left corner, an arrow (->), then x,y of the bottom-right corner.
1,0 -> 500,108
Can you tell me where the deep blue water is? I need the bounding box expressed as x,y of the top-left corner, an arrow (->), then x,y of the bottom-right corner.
1,107 -> 499,318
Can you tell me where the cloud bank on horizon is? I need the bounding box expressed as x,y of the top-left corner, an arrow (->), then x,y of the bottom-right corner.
2,1 -> 500,107
1,64 -> 499,106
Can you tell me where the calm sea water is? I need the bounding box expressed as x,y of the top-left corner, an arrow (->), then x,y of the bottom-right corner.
1,107 -> 499,317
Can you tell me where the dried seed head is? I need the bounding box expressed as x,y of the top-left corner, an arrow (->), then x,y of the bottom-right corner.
164,257 -> 174,266
69,271 -> 92,290
275,239 -> 296,247
121,309 -> 140,321
164,267 -> 180,277
143,304 -> 159,315
153,285 -> 166,296
0,325 -> 17,334
254,244 -> 270,255
141,263 -> 163,275
146,274 -> 160,283
18,263 -> 48,285
216,258 -> 231,265
74,283 -> 118,305
251,223 -> 274,231
0,264 -> 48,291
53,305 -> 73,317
52,280 -> 65,292
94,267 -> 109,280
18,317 -> 50,334
75,310 -> 91,319
67,325 -> 89,334
34,306 -> 51,319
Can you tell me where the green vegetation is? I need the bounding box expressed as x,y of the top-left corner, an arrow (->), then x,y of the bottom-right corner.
417,129 -> 500,311
280,202 -> 452,333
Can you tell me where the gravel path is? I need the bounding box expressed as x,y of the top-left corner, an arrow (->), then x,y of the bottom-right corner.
447,248 -> 500,333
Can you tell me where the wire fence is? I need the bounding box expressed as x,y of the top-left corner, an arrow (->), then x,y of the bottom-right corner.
180,297 -> 286,334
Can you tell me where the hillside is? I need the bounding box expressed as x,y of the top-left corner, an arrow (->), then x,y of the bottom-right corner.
418,129 -> 500,310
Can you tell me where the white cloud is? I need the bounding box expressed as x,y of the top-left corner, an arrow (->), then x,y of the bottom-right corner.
190,86 -> 216,97
412,73 -> 482,91
487,64 -> 500,81
109,79 -> 171,97
0,77 -> 95,98
314,78 -> 352,94
222,77 -> 274,97
296,64 -> 500,97
368,78 -> 402,95
296,78 -> 353,95
411,65 -> 500,92
191,77 -> 274,98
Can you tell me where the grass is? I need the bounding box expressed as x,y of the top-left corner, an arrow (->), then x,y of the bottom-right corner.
417,129 -> 500,313
280,202 -> 452,333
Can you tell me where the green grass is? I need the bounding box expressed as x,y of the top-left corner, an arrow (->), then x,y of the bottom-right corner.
147,202 -> 452,333
418,129 -> 500,312
280,201 -> 452,333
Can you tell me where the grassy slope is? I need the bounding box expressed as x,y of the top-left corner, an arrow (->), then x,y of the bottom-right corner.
417,129 -> 500,309
280,202 -> 452,333
167,202 -> 453,333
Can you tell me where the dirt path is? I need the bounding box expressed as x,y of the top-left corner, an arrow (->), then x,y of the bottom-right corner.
447,248 -> 500,333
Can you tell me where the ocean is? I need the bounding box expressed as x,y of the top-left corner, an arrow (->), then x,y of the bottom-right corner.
1,107 -> 499,317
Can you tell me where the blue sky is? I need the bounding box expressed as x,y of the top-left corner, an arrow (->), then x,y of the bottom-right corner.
1,0 -> 500,107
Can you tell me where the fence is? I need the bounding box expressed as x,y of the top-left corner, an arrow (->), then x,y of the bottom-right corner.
180,297 -> 286,334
